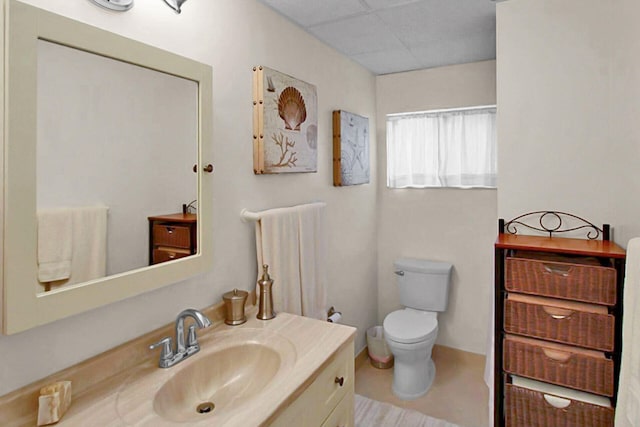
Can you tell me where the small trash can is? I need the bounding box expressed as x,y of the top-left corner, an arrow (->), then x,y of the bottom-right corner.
366,326 -> 394,369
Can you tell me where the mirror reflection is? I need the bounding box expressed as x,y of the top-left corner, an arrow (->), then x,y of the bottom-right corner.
36,40 -> 198,293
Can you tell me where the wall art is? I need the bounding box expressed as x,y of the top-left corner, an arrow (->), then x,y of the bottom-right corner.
332,110 -> 370,186
252,66 -> 318,174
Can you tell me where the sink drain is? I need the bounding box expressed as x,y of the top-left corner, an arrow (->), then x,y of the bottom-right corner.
196,402 -> 215,414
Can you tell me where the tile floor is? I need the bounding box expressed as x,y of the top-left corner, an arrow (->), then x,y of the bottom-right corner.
354,345 -> 489,427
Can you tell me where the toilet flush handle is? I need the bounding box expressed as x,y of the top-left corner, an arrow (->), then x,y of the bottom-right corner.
394,271 -> 405,276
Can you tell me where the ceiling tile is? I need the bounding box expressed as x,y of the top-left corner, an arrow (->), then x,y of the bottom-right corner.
410,31 -> 496,69
256,0 -> 497,75
260,0 -> 368,27
375,0 -> 495,48
308,13 -> 406,56
352,48 -> 422,75
362,0 -> 422,11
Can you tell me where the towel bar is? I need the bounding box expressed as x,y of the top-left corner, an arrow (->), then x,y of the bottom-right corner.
240,209 -> 261,222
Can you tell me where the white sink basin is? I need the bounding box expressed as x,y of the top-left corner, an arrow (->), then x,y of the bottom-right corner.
115,328 -> 297,425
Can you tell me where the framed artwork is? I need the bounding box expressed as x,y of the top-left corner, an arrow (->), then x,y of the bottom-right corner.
332,110 -> 370,186
252,66 -> 318,174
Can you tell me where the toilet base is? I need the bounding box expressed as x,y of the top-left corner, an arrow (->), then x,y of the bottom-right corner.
392,358 -> 436,400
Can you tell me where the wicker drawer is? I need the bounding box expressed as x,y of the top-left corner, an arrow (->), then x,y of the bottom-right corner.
152,224 -> 192,248
504,294 -> 615,351
505,379 -> 614,427
503,335 -> 614,396
506,256 -> 616,306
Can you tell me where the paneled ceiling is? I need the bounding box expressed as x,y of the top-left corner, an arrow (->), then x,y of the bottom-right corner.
257,0 -> 497,75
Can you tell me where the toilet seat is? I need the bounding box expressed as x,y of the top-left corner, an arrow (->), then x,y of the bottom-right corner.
383,309 -> 438,344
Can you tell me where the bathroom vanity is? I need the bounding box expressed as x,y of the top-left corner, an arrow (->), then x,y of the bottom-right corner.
0,304 -> 355,426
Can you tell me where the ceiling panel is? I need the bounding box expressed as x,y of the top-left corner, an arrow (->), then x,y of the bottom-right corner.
257,0 -> 497,75
308,14 -> 405,56
352,49 -> 422,75
260,0 -> 368,27
362,0 -> 422,10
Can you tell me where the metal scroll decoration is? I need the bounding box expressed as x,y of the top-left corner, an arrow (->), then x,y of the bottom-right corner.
501,211 -> 609,240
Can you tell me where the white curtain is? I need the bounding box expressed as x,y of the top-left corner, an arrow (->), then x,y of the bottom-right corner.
387,107 -> 497,188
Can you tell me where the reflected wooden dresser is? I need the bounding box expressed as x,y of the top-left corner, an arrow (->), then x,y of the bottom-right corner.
494,213 -> 626,427
148,213 -> 197,265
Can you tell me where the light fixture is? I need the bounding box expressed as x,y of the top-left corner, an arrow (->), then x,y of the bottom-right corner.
163,0 -> 187,14
88,0 -> 134,12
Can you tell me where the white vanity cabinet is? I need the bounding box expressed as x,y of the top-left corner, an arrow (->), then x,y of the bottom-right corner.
270,341 -> 355,427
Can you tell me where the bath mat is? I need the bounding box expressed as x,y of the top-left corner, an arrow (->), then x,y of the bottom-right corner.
355,394 -> 462,427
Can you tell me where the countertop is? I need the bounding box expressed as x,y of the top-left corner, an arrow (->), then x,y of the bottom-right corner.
3,307 -> 355,426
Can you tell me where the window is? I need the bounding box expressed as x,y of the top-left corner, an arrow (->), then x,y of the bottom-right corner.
386,106 -> 497,189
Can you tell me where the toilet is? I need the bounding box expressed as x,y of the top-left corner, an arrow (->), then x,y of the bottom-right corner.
383,258 -> 453,400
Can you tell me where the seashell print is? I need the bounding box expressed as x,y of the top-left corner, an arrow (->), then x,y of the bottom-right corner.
278,86 -> 307,131
306,124 -> 317,149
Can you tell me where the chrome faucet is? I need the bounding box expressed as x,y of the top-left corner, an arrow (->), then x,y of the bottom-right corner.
149,308 -> 212,368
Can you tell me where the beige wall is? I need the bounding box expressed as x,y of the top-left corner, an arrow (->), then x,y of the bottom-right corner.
497,2 -> 640,425
376,61 -> 497,355
0,0 -> 378,395
497,0 -> 640,247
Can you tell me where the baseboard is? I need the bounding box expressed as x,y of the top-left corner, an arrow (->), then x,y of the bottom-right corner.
355,346 -> 369,369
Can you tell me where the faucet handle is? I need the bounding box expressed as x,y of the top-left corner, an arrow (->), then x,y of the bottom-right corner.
186,324 -> 198,347
149,337 -> 174,361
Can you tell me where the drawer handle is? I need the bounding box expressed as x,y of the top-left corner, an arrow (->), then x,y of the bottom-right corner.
543,394 -> 572,409
168,253 -> 176,259
541,348 -> 572,363
335,376 -> 344,387
542,263 -> 572,277
166,226 -> 175,234
542,306 -> 574,319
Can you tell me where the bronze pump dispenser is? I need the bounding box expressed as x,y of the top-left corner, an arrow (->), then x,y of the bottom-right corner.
257,264 -> 275,320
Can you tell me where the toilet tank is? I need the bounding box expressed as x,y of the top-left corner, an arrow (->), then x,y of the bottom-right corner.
394,258 -> 453,312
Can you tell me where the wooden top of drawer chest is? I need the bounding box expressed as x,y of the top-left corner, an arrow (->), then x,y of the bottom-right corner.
496,234 -> 626,259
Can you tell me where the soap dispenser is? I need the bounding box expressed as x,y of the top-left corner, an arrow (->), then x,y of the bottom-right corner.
257,264 -> 275,320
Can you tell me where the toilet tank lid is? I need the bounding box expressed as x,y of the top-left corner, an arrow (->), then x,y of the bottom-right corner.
394,258 -> 453,274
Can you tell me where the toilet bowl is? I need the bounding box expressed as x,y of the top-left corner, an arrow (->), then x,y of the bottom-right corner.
383,308 -> 438,400
382,258 -> 452,400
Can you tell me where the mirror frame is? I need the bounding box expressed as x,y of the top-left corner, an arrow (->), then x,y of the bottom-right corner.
1,0 -> 213,334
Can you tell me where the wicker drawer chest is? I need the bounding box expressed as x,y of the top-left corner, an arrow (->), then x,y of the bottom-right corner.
494,213 -> 626,427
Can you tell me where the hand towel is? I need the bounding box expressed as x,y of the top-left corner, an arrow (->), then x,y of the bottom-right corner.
43,206 -> 108,290
255,202 -> 328,320
615,237 -> 640,427
37,209 -> 73,283
256,206 -> 302,316
297,202 -> 328,321
69,206 -> 108,284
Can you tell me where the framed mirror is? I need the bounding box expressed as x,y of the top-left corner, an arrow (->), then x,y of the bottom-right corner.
1,0 -> 213,334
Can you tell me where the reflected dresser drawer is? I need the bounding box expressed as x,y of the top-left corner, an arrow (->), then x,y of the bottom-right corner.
148,213 -> 197,265
153,224 -> 192,248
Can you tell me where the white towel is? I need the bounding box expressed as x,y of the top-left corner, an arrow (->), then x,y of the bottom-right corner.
255,202 -> 328,320
37,209 -> 73,282
42,206 -> 108,290
69,206 -> 107,284
616,237 -> 640,427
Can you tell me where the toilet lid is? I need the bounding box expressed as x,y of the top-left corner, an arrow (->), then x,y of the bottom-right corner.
383,309 -> 438,344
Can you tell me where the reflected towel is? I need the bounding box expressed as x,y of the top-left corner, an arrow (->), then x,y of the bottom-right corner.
37,209 -> 73,282
69,206 -> 107,285
615,237 -> 640,427
255,202 -> 327,320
